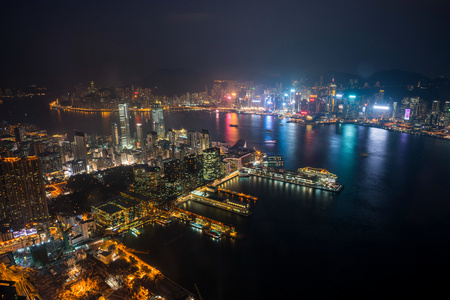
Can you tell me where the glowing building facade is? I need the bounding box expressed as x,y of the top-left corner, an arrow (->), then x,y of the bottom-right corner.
119,103 -> 131,149
0,156 -> 49,226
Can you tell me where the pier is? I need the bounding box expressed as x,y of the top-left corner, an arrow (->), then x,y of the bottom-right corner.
189,191 -> 252,216
218,188 -> 258,201
172,208 -> 235,231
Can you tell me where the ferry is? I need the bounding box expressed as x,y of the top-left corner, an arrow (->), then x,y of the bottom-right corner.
203,228 -> 221,239
239,170 -> 251,177
190,222 -> 204,229
131,228 -> 141,236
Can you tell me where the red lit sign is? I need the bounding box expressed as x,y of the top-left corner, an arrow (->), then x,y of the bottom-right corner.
300,111 -> 308,115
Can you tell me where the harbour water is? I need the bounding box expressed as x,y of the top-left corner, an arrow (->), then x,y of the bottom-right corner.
2,96 -> 450,298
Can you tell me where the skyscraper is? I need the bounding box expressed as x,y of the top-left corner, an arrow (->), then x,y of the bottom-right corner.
151,104 -> 165,139
0,156 -> 49,226
136,123 -> 143,149
147,131 -> 158,154
73,131 -> 88,163
111,122 -> 119,146
187,131 -> 198,148
167,129 -> 175,145
14,126 -> 25,143
202,147 -> 221,181
119,103 -> 131,149
328,78 -> 337,112
200,129 -> 211,151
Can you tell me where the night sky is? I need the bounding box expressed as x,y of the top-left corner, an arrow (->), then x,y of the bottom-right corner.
1,0 -> 449,88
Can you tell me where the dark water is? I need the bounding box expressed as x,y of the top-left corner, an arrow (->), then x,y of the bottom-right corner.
2,96 -> 450,298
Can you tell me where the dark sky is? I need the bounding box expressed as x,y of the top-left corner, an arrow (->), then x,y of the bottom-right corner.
1,0 -> 449,88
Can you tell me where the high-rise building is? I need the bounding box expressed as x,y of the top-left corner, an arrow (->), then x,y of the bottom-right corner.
136,123 -> 143,149
119,103 -> 131,149
187,131 -> 198,148
200,129 -> 211,150
0,156 -> 49,226
432,100 -> 440,113
328,78 -> 337,112
111,122 -> 119,146
151,104 -> 165,139
147,131 -> 158,154
185,153 -> 202,188
167,129 -> 175,145
163,159 -> 184,183
73,131 -> 88,163
163,159 -> 184,198
133,165 -> 163,198
38,152 -> 63,176
14,126 -> 25,143
202,147 -> 221,181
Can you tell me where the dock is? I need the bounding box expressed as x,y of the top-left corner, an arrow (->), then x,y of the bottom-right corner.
218,188 -> 258,201
172,208 -> 244,239
189,191 -> 252,216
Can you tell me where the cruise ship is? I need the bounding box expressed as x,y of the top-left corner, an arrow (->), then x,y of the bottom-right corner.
243,166 -> 343,192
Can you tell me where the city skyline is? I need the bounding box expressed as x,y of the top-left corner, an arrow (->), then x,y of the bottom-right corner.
1,1 -> 450,299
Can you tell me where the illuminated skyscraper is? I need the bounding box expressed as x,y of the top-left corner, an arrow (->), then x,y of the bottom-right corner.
111,122 -> 119,146
151,103 -> 165,139
133,165 -> 162,197
202,147 -> 221,181
0,156 -> 49,226
328,78 -> 337,112
119,103 -> 131,149
200,129 -> 211,150
136,123 -> 143,149
147,131 -> 158,154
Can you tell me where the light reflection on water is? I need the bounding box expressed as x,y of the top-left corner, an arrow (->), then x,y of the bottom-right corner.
4,99 -> 450,298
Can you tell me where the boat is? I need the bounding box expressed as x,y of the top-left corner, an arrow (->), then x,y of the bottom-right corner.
203,228 -> 221,239
265,129 -> 273,133
230,124 -> 238,127
279,123 -> 284,126
131,228 -> 141,236
190,222 -> 203,229
239,170 -> 251,177
265,140 -> 276,144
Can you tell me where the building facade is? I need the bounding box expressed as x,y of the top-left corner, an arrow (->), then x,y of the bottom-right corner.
0,156 -> 49,226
